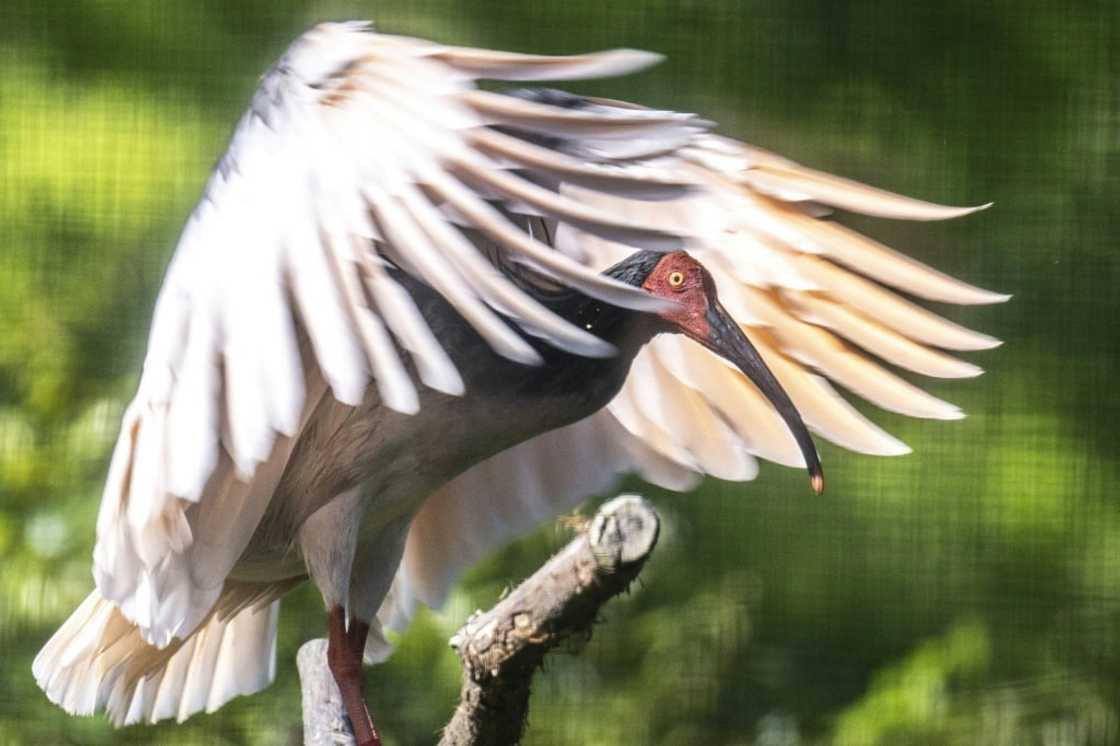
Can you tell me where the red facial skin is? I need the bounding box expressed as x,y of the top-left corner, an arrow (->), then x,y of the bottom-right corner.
641,252 -> 713,341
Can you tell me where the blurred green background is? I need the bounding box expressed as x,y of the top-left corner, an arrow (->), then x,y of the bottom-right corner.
1,1 -> 1117,744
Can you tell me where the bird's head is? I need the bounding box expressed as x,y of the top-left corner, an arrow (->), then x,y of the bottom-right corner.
622,250 -> 825,494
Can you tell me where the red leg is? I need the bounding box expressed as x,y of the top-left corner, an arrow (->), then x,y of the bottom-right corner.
346,617 -> 371,662
327,606 -> 381,746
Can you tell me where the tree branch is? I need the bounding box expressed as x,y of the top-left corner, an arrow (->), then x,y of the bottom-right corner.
297,494 -> 660,746
438,494 -> 660,746
297,638 -> 359,746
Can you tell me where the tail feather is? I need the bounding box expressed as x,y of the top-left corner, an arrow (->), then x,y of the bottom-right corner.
33,588 -> 280,726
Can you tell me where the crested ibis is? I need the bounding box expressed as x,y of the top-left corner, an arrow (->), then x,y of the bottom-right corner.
33,21 -> 1007,744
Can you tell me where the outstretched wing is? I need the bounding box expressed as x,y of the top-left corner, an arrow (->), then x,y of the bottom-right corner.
586,133 -> 1007,467
378,129 -> 1007,639
93,22 -> 707,647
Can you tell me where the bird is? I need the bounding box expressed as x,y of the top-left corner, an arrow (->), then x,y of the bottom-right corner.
32,21 -> 1007,745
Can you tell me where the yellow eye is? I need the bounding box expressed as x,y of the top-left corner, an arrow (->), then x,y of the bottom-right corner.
668,271 -> 685,287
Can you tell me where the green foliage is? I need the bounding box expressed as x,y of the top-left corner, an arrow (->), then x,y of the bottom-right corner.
1,1 -> 1117,744
833,619 -> 992,745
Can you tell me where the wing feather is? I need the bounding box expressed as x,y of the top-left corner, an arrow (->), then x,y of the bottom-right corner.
782,290 -> 983,379
789,254 -> 1003,351
416,40 -> 664,81
744,195 -> 1009,304
467,128 -> 693,200
395,186 -> 612,356
689,137 -> 986,222
92,23 -> 703,645
735,285 -> 964,420
460,89 -> 698,137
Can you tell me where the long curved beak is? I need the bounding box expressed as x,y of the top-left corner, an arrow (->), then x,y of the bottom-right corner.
701,301 -> 824,494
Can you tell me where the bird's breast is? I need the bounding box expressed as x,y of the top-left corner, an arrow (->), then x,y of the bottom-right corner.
236,287 -> 644,580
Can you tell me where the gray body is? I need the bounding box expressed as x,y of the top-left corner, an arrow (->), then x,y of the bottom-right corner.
229,272 -> 658,621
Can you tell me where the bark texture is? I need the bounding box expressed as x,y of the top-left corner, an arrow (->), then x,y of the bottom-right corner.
438,494 -> 660,746
298,638 -> 358,746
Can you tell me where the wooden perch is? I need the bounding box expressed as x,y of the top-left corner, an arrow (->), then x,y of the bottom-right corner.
298,494 -> 661,746
297,638 -> 358,746
438,494 -> 660,746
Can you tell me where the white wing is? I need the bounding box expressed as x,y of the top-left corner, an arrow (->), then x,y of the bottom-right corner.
585,133 -> 1007,464
378,130 -> 1008,639
91,22 -> 708,647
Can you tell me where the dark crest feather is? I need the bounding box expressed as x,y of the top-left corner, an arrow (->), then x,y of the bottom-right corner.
604,250 -> 664,287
